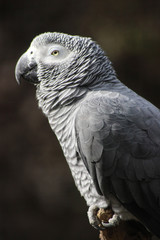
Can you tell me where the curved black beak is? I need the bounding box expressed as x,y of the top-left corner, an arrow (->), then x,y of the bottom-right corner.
15,52 -> 39,84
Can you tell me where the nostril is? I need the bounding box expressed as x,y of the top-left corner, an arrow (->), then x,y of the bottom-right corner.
28,61 -> 37,69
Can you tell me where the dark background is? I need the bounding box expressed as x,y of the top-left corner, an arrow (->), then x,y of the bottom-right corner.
1,0 -> 160,239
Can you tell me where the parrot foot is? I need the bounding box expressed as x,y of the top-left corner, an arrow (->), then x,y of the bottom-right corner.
88,205 -> 120,230
87,205 -> 106,230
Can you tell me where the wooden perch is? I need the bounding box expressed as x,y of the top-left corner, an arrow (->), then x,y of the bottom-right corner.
97,208 -> 152,240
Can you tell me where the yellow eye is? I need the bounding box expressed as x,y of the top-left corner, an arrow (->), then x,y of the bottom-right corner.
51,50 -> 59,56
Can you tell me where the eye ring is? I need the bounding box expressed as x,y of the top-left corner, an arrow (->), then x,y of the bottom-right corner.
51,50 -> 59,56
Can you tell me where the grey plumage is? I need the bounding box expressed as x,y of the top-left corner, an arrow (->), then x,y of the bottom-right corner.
15,32 -> 160,237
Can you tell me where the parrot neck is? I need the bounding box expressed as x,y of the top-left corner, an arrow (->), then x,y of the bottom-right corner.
36,73 -> 121,120
36,85 -> 88,116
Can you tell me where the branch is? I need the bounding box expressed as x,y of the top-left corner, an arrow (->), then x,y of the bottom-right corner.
97,208 -> 152,240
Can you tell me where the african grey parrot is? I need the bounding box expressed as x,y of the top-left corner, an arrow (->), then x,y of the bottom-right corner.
15,32 -> 160,237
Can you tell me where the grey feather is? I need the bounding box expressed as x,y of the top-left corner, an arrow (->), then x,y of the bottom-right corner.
15,32 -> 160,237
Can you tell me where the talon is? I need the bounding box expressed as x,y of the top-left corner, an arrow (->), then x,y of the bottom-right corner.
88,205 -> 106,230
102,213 -> 120,227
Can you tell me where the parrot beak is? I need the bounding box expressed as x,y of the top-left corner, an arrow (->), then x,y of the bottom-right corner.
15,52 -> 39,84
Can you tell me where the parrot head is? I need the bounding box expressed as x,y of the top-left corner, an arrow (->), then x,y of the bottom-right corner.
15,32 -> 115,90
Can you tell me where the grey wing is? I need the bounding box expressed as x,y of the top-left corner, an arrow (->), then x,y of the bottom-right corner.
75,92 -> 160,237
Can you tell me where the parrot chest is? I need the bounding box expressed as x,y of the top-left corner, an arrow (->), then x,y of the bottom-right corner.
48,106 -> 107,207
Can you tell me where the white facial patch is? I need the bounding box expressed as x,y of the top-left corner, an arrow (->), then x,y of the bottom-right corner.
36,44 -> 75,65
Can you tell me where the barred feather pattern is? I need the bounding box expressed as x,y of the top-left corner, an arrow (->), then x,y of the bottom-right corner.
36,88 -> 107,207
47,102 -> 108,208
34,33 -> 139,218
37,86 -> 134,218
34,33 -> 116,207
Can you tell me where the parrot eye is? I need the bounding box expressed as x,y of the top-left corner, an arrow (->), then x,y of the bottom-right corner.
51,50 -> 59,56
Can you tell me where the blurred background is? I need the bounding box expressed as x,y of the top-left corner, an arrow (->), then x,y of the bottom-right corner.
1,0 -> 160,239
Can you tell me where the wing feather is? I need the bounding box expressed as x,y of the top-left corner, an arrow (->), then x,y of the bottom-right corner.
75,91 -> 160,234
